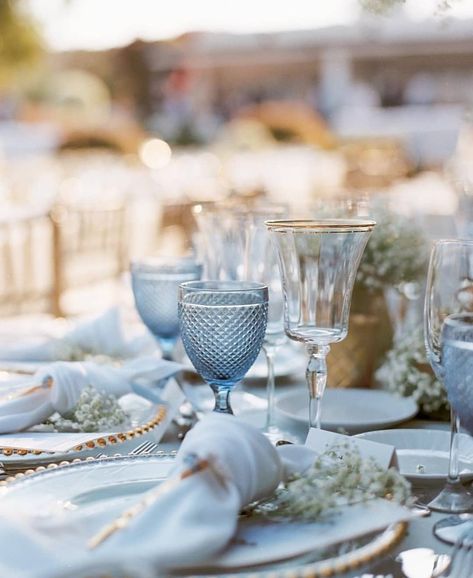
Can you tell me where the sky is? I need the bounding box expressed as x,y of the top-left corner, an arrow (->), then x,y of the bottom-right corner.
26,0 -> 473,52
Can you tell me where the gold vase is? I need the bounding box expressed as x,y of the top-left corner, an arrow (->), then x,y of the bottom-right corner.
327,286 -> 393,388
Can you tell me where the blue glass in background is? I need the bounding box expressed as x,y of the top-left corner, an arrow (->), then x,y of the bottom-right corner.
442,313 -> 473,436
178,281 -> 268,414
424,239 -> 473,514
131,258 -> 202,360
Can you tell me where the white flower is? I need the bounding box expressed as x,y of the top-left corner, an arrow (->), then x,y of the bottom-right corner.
48,384 -> 127,433
249,442 -> 412,521
375,328 -> 448,415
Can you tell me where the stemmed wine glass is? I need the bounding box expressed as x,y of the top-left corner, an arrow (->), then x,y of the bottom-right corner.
425,239 -> 473,513
131,257 -> 202,360
193,202 -> 291,439
266,219 -> 375,429
178,281 -> 268,414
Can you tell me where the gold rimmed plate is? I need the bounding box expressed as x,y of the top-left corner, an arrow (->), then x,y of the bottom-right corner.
0,393 -> 169,471
0,455 -> 408,578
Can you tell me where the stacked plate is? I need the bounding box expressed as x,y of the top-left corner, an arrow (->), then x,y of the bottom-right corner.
0,394 -> 169,477
355,429 -> 473,486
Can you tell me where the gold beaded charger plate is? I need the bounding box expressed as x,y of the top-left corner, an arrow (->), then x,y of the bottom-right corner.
0,455 -> 407,578
0,394 -> 168,473
276,388 -> 418,434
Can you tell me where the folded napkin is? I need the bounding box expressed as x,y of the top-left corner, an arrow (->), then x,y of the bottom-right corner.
0,355 -> 182,434
0,307 -> 155,362
0,414 -> 283,578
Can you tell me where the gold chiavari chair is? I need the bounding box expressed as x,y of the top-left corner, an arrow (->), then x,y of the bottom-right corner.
50,202 -> 128,317
0,208 -> 55,316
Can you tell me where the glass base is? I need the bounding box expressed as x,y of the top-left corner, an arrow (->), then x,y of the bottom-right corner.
428,481 -> 473,513
263,425 -> 298,446
433,514 -> 473,544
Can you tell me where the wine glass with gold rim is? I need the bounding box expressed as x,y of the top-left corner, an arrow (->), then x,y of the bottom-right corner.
266,219 -> 375,429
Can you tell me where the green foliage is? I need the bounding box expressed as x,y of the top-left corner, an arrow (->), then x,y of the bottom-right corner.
0,0 -> 43,85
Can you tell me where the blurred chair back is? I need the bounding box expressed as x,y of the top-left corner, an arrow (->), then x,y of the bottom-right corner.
0,209 -> 55,316
50,202 -> 128,316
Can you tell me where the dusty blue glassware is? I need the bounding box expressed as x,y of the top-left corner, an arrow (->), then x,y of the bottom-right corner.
131,258 -> 202,360
443,313 -> 473,436
178,281 -> 268,414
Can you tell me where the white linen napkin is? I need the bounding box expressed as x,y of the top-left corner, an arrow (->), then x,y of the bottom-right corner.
0,307 -> 154,362
0,414 -> 282,577
0,355 -> 182,434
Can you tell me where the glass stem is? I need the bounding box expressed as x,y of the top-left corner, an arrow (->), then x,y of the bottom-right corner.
211,385 -> 233,414
447,407 -> 461,483
263,343 -> 277,431
159,337 -> 176,361
306,344 -> 330,429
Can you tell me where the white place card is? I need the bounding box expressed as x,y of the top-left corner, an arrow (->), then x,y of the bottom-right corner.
305,428 -> 399,470
0,378 -> 185,453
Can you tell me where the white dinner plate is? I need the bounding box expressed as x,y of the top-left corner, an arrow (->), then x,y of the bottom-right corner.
0,393 -> 169,471
246,344 -> 306,381
275,388 -> 418,434
181,383 -> 267,415
355,429 -> 473,485
181,343 -> 306,382
0,455 -> 408,577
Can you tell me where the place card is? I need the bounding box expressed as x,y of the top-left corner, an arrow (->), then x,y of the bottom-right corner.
305,428 -> 399,470
0,378 -> 185,454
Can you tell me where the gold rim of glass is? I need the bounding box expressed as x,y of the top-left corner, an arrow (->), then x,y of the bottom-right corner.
265,218 -> 376,232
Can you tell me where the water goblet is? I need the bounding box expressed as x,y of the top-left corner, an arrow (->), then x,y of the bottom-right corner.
425,239 -> 473,513
266,219 -> 375,429
131,257 -> 202,360
178,281 -> 268,414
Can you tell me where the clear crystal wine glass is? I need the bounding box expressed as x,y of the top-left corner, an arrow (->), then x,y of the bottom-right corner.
266,219 -> 375,429
425,239 -> 473,513
178,281 -> 268,414
193,202 -> 291,440
130,257 -> 202,360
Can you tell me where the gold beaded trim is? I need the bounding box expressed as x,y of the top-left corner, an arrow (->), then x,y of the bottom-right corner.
0,405 -> 167,457
0,448 -> 178,486
271,521 -> 406,578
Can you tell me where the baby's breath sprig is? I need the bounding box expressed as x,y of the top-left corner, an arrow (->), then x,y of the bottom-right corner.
249,442 -> 411,522
46,384 -> 127,433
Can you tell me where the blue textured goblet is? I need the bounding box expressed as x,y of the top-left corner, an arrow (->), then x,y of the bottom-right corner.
178,281 -> 268,414
131,258 -> 202,360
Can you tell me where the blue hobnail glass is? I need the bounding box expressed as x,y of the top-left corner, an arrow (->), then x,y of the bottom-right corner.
178,281 -> 268,414
131,258 -> 202,360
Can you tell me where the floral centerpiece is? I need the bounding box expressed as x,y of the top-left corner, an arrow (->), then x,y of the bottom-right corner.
356,210 -> 429,293
375,328 -> 449,419
328,203 -> 429,389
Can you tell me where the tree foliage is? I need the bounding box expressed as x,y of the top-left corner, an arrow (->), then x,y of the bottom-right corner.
0,0 -> 43,85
